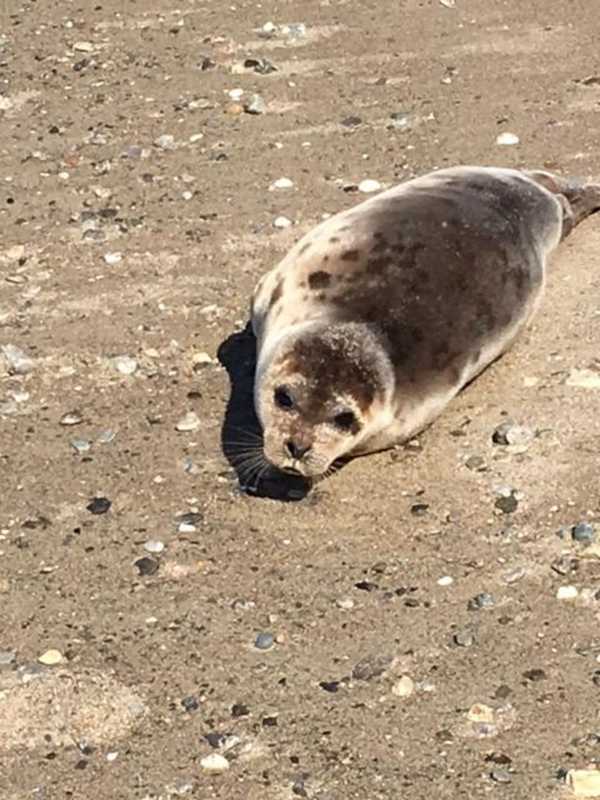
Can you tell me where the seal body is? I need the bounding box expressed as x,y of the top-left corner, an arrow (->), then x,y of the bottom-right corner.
251,166 -> 600,478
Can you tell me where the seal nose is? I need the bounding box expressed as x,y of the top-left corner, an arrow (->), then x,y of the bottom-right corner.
286,440 -> 311,460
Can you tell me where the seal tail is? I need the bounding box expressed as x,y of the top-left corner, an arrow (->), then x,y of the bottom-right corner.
524,170 -> 600,241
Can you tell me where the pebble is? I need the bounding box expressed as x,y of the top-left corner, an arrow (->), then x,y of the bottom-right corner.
38,649 -> 64,666
496,132 -> 520,146
106,751 -> 119,762
135,556 -> 159,576
270,177 -> 294,190
437,575 -> 454,586
87,496 -> 111,515
492,421 -> 534,447
566,368 -> 600,390
352,653 -> 395,681
454,628 -> 475,647
1,344 -> 35,375
144,540 -> 165,554
557,585 -> 579,600
523,668 -> 546,682
60,411 -> 83,426
490,769 -> 512,784
97,429 -> 116,444
573,522 -> 596,544
255,632 -> 274,650
244,94 -> 266,115
336,597 -> 355,610
389,111 -> 411,130
112,355 -> 138,375
176,411 -> 201,432
391,675 -> 415,698
273,216 -> 292,229
181,695 -> 200,712
468,592 -> 495,610
71,439 -> 91,454
0,650 -> 16,669
281,22 -> 307,39
465,454 -> 487,471
567,770 -> 600,796
154,134 -> 177,150
358,179 -> 382,193
243,57 -> 277,74
103,252 -> 122,266
73,41 -> 94,52
495,493 -> 519,514
200,754 -> 230,774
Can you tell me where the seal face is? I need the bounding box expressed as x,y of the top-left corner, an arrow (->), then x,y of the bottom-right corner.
251,166 -> 600,479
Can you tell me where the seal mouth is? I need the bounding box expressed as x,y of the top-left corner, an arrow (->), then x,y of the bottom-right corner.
281,465 -> 303,476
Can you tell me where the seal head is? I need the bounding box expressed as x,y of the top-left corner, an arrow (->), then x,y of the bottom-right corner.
255,322 -> 394,478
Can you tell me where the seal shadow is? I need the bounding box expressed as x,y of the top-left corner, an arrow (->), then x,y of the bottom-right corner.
217,322 -> 312,502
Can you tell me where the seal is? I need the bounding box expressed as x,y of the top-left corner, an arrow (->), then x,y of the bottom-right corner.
250,166 -> 600,479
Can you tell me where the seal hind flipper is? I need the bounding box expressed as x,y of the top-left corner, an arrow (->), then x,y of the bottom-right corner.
524,170 -> 600,239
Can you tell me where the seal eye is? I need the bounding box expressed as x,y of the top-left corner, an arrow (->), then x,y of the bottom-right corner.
274,386 -> 294,410
333,411 -> 357,432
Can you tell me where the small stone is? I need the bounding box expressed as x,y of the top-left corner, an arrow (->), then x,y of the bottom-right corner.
181,695 -> 200,712
154,134 -> 177,150
352,653 -> 395,681
551,555 -> 577,576
0,650 -> 16,669
573,522 -> 596,544
73,41 -> 94,52
231,703 -> 250,717
255,632 -> 274,650
523,668 -> 546,682
468,592 -> 495,610
492,422 -> 534,447
465,455 -> 487,471
319,681 -> 340,693
454,629 -> 475,647
97,430 -> 116,444
273,216 -> 292,229
112,355 -> 138,375
358,179 -> 382,193
60,411 -> 83,426
467,703 -> 495,724
106,751 -> 118,762
103,252 -> 122,266
437,575 -> 454,586
557,585 -> 579,600
144,540 -> 165,554
391,675 -> 414,697
87,496 -> 111,515
176,512 -> 203,529
1,344 -> 35,375
282,22 -> 307,39
490,769 -> 512,784
566,369 -> 600,390
176,411 -> 201,432
244,94 -> 266,115
135,556 -> 159,576
496,132 -> 520,146
38,649 -> 64,666
567,769 -> 600,796
341,115 -> 362,128
503,567 -> 526,584
495,493 -> 519,514
389,111 -> 411,129
270,177 -> 294,190
243,57 -> 277,74
71,439 -> 91,454
3,244 -> 26,261
200,754 -> 230,774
